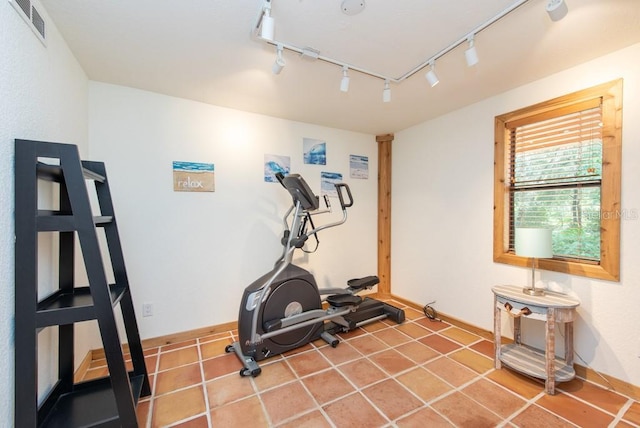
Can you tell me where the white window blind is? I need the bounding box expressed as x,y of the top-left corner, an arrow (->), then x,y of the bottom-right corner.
507,104 -> 603,261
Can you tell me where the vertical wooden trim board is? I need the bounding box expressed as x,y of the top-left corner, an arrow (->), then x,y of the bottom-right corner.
376,134 -> 393,295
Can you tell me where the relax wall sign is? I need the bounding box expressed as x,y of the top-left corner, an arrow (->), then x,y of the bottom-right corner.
172,161 -> 215,192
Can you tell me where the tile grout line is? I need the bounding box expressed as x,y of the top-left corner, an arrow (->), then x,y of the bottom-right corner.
375,322 -> 525,426
521,391 -> 582,427
427,338 -> 556,426
476,367 -> 546,426
608,398 -> 635,427
161,332 -> 242,426
285,329 -> 395,426
282,343 -> 342,427
196,337 -> 213,428
145,346 -> 161,428
323,364 -> 393,426
334,327 -> 456,425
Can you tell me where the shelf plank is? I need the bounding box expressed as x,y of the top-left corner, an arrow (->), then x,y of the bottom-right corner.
499,343 -> 575,382
36,285 -> 128,328
40,375 -> 144,428
37,214 -> 76,232
94,216 -> 114,226
35,162 -> 63,182
36,162 -> 106,183
37,213 -> 113,231
81,167 -> 106,183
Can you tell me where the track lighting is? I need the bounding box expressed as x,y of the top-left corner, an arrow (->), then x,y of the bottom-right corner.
254,0 -> 533,95
382,80 -> 391,103
464,35 -> 479,67
340,66 -> 350,92
546,0 -> 568,21
261,1 -> 275,40
425,61 -> 439,87
272,44 -> 285,74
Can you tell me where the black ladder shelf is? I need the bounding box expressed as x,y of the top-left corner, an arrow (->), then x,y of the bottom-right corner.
15,139 -> 150,427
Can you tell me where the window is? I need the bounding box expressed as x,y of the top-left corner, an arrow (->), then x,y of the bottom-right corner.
494,79 -> 622,281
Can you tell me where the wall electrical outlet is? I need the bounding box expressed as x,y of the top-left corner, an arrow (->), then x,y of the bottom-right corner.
142,302 -> 153,317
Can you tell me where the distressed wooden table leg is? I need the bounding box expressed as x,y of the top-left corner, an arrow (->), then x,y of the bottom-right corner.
565,321 -> 574,366
545,307 -> 556,394
494,295 -> 502,369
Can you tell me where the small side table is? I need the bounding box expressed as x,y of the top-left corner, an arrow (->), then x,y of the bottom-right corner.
492,285 -> 580,394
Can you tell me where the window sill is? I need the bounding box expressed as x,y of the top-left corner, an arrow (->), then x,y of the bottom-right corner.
494,252 -> 619,282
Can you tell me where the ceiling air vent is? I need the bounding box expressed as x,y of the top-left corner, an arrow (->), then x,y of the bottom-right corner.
30,6 -> 45,38
9,0 -> 46,45
14,0 -> 29,16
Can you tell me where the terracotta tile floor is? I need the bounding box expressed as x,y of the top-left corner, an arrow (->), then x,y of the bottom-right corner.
83,301 -> 640,427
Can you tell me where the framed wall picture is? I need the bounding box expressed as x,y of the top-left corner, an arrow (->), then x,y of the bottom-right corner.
264,154 -> 291,182
350,154 -> 369,179
321,171 -> 342,197
303,138 -> 326,165
173,161 -> 215,192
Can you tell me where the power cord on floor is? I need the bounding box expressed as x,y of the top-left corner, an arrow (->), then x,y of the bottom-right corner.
423,301 -> 440,322
557,324 -> 616,392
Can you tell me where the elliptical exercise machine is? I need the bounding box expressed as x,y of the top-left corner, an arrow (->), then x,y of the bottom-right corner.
226,173 -> 405,377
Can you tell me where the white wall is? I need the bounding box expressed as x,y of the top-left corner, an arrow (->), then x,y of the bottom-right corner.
88,82 -> 379,340
392,43 -> 640,387
0,0 -> 89,421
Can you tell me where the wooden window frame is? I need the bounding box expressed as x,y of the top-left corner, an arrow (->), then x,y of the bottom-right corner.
494,79 -> 622,281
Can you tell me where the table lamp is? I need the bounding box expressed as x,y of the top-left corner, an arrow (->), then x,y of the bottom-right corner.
515,228 -> 553,296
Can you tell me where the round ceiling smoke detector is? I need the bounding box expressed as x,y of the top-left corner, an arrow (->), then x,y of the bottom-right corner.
341,0 -> 365,16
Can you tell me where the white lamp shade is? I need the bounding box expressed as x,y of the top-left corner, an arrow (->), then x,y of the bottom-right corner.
515,228 -> 553,258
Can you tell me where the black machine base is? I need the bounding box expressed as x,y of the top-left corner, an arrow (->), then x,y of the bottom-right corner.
325,297 -> 405,335
227,297 -> 405,377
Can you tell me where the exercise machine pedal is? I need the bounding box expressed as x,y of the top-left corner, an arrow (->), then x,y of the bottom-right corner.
326,294 -> 362,307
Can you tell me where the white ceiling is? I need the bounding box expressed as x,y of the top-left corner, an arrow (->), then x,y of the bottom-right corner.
40,0 -> 640,135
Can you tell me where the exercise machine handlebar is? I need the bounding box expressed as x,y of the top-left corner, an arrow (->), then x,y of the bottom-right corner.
335,183 -> 353,209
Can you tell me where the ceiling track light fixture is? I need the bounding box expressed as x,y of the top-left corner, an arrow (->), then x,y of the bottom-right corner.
546,0 -> 568,21
340,66 -> 350,92
382,80 -> 391,103
260,0 -> 274,41
425,61 -> 439,87
253,0 -> 553,98
272,44 -> 285,74
464,35 -> 479,67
